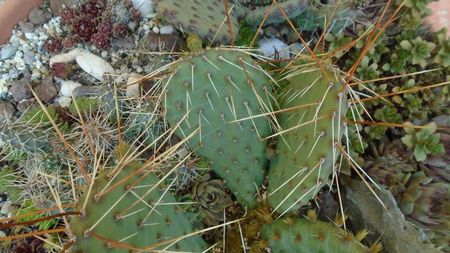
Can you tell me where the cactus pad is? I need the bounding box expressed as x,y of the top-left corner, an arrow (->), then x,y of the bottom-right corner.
244,0 -> 309,27
267,61 -> 348,214
164,49 -> 273,207
261,218 -> 374,253
70,162 -> 208,252
155,0 -> 239,43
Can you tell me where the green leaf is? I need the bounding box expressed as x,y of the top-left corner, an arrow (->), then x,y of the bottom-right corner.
400,40 -> 412,50
413,146 -> 427,161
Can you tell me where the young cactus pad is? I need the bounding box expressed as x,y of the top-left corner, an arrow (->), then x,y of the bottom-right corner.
267,61 -> 348,214
69,162 -> 208,252
261,218 -> 375,253
164,49 -> 273,207
155,0 -> 239,43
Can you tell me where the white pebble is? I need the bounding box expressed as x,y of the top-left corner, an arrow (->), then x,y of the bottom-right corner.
58,96 -> 72,107
60,80 -> 82,97
258,38 -> 290,60
152,26 -> 159,34
159,25 -> 174,35
132,0 -> 154,16
75,51 -> 115,81
126,73 -> 143,98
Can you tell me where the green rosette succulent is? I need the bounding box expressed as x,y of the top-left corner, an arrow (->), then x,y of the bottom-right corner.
401,122 -> 445,162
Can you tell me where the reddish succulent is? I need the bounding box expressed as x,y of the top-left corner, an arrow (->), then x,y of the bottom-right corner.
130,7 -> 142,21
61,8 -> 77,25
112,23 -> 128,38
50,62 -> 72,79
44,38 -> 63,53
91,32 -> 110,48
62,37 -> 78,49
122,0 -> 133,9
98,22 -> 112,35
81,0 -> 106,17
73,18 -> 97,41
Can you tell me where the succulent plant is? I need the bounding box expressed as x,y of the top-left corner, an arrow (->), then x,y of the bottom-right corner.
364,139 -> 416,198
399,171 -> 450,251
267,59 -> 348,215
260,215 -> 380,253
70,159 -> 209,252
91,32 -> 111,49
44,37 -> 63,53
155,0 -> 240,43
243,0 -> 309,27
401,122 -> 444,162
193,174 -> 233,225
400,37 -> 436,68
112,23 -> 128,38
164,44 -> 273,207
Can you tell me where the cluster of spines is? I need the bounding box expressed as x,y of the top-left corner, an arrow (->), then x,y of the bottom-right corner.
267,60 -> 348,215
164,48 -> 273,208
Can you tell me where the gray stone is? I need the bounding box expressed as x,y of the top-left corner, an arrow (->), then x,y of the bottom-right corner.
34,76 -> 57,103
0,45 -> 17,60
28,7 -> 52,25
345,180 -> 441,253
9,79 -> 32,102
112,38 -> 134,49
23,51 -> 35,66
0,102 -> 16,122
18,21 -> 35,33
17,100 -> 36,113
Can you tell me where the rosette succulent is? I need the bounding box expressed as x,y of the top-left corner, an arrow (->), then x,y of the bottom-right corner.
193,174 -> 233,225
400,37 -> 436,68
401,122 -> 444,162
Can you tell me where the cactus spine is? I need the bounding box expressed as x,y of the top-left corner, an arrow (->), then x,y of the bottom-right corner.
164,47 -> 273,207
267,59 -> 348,214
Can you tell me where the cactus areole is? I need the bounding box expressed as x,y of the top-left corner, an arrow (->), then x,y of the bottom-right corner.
164,48 -> 273,207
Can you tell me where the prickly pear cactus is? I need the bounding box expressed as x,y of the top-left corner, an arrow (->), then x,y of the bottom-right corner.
267,60 -> 348,214
70,161 -> 208,252
155,0 -> 239,43
261,217 -> 377,253
164,48 -> 273,207
244,0 -> 309,26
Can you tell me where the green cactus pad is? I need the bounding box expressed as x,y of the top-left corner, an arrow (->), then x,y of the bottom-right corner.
70,162 -> 208,252
164,49 -> 273,207
267,61 -> 348,214
244,0 -> 309,27
261,218 -> 372,253
155,0 -> 239,43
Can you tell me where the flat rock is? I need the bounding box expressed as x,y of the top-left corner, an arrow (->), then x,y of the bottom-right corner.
112,37 -> 134,49
34,76 -> 57,103
1,45 -> 17,60
28,7 -> 52,25
17,100 -> 36,113
345,180 -> 441,253
9,79 -> 32,102
18,21 -> 35,33
0,102 -> 16,122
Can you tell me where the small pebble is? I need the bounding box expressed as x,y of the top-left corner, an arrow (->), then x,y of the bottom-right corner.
159,25 -> 174,35
60,80 -> 82,97
58,96 -> 72,108
0,102 -> 16,122
152,26 -> 159,34
18,21 -> 35,33
9,78 -> 32,102
1,45 -> 17,60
